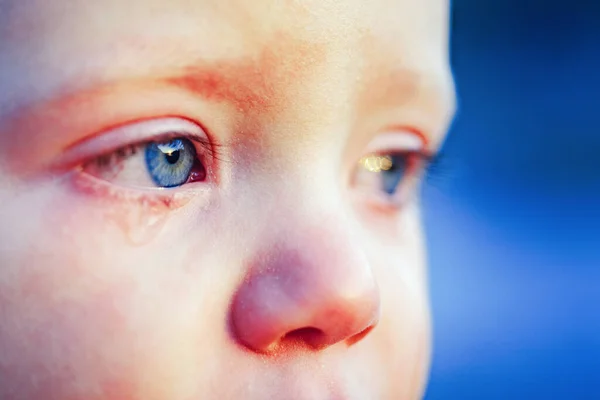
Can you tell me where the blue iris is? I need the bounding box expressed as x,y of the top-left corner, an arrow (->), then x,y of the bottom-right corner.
145,138 -> 196,188
381,155 -> 408,195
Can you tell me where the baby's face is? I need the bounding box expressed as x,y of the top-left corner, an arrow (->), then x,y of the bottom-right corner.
0,0 -> 454,399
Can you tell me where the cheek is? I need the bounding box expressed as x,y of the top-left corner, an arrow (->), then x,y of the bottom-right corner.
0,219 -> 141,400
339,252 -> 430,400
365,213 -> 431,398
0,183 -> 231,398
378,280 -> 431,398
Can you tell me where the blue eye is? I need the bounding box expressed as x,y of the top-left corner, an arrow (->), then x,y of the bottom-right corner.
145,138 -> 200,188
354,150 -> 429,209
354,132 -> 429,209
380,155 -> 409,195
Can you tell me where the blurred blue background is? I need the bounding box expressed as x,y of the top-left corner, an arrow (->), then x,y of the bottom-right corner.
423,1 -> 599,399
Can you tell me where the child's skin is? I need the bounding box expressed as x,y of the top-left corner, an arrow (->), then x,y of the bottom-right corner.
0,0 -> 454,399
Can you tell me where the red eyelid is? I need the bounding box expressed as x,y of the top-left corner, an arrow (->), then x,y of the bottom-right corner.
53,117 -> 216,172
365,127 -> 430,152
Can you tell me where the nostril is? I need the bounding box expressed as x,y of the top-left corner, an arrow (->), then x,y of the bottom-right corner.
283,327 -> 326,349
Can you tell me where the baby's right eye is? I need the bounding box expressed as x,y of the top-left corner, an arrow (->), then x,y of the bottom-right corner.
84,138 -> 206,189
75,118 -> 213,190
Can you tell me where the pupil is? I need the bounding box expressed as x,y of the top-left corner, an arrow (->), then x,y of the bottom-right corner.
165,150 -> 180,164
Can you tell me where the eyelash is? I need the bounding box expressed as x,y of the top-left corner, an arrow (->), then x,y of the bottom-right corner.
87,135 -> 215,169
421,150 -> 447,183
364,149 -> 433,168
89,135 -> 213,185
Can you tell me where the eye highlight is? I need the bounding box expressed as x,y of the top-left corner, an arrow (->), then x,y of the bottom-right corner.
358,154 -> 412,195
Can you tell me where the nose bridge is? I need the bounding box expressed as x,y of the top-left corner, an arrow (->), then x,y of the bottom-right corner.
229,217 -> 381,353
234,140 -> 347,237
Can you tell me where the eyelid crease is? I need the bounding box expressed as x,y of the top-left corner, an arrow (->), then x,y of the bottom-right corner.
55,117 -> 224,171
362,129 -> 436,168
365,130 -> 426,154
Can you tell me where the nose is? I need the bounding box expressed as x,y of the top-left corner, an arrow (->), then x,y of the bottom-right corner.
229,227 -> 380,353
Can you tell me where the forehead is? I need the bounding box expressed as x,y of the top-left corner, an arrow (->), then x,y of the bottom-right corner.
1,0 -> 449,75
1,0 -> 447,40
0,0 -> 453,140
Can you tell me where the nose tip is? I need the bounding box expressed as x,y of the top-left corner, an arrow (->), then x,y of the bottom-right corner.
229,243 -> 380,353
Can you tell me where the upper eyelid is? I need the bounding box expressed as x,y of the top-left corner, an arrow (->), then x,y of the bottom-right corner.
358,129 -> 438,183
360,129 -> 436,167
364,129 -> 428,154
57,117 -> 214,168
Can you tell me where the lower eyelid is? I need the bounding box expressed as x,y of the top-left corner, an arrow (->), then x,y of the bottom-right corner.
70,168 -> 197,210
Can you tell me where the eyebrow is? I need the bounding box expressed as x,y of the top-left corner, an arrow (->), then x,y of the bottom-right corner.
164,62 -> 276,114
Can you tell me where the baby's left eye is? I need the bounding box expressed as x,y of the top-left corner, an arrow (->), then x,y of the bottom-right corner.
352,131 -> 429,208
83,137 -> 207,189
358,153 -> 413,195
354,152 -> 422,204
